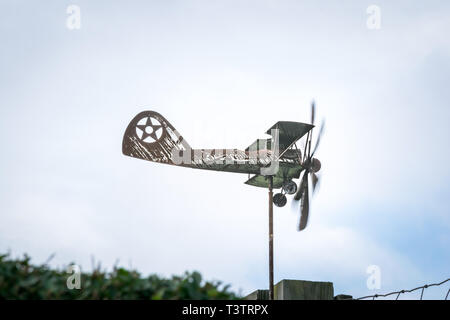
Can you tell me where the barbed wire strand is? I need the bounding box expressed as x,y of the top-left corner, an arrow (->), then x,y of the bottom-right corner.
357,278 -> 450,300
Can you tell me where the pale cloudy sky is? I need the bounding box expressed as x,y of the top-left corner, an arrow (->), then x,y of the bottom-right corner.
1,0 -> 449,299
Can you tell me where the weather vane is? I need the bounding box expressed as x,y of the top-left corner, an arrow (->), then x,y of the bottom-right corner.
122,102 -> 324,300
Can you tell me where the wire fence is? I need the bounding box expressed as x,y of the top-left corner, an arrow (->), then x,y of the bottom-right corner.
357,278 -> 450,300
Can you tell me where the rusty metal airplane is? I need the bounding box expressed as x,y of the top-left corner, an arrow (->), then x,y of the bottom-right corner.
122,103 -> 324,231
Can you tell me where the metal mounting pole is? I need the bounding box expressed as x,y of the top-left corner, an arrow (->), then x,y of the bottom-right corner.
268,175 -> 274,300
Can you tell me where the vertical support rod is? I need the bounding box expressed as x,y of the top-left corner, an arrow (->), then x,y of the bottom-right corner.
268,176 -> 274,300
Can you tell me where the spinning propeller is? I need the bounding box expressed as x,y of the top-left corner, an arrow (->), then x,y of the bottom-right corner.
292,101 -> 324,230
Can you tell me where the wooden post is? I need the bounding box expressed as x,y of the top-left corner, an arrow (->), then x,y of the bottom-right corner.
268,176 -> 274,300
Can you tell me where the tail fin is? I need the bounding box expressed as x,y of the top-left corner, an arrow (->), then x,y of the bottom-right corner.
122,111 -> 191,164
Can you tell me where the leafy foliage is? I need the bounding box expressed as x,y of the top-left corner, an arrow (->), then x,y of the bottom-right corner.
0,253 -> 238,300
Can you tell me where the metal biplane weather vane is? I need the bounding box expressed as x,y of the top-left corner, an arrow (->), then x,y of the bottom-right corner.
122,102 -> 324,300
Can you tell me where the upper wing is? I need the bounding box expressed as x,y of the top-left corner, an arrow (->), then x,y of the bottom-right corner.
245,121 -> 314,155
266,121 -> 314,153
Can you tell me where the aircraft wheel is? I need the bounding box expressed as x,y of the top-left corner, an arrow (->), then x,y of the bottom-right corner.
282,180 -> 297,195
273,193 -> 287,207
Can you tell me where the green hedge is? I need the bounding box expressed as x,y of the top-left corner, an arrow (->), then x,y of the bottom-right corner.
0,253 -> 238,300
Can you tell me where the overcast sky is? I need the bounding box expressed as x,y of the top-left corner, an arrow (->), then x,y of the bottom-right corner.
1,0 -> 449,299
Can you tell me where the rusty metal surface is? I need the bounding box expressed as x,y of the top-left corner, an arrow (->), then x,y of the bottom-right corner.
122,110 -> 312,186
122,111 -> 190,164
